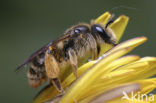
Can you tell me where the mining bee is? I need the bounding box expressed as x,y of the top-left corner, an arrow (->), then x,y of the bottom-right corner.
17,15 -> 117,93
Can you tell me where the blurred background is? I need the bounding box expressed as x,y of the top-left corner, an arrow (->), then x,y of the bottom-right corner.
0,0 -> 156,102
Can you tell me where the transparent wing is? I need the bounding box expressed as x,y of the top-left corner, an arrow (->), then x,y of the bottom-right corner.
16,42 -> 52,72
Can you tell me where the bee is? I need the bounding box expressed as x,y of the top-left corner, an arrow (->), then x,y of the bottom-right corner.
17,15 -> 117,93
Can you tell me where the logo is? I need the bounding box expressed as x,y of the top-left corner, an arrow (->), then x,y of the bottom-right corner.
122,91 -> 154,102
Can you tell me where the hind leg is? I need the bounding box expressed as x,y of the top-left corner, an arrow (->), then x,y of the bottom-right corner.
45,51 -> 64,93
51,78 -> 64,93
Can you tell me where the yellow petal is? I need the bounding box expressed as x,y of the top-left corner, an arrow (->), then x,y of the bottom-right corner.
59,47 -> 133,103
108,79 -> 156,103
79,57 -> 156,102
89,83 -> 140,103
110,15 -> 129,43
95,11 -> 111,24
87,79 -> 156,103
98,43 -> 114,56
116,57 -> 156,81
101,55 -> 140,74
32,86 -> 58,103
101,69 -> 134,81
138,78 -> 156,94
139,57 -> 156,68
105,36 -> 147,55
62,61 -> 95,87
139,57 -> 156,79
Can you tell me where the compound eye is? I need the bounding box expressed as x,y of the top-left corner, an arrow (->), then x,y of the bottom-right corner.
92,24 -> 110,40
95,26 -> 104,34
92,24 -> 105,35
74,26 -> 89,34
74,29 -> 81,34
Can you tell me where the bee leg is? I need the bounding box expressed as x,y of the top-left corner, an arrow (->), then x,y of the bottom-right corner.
45,52 -> 64,93
51,78 -> 65,94
68,48 -> 78,78
91,47 -> 98,60
88,33 -> 98,60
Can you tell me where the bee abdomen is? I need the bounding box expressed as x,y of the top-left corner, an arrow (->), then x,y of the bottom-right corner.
27,55 -> 47,88
27,66 -> 47,88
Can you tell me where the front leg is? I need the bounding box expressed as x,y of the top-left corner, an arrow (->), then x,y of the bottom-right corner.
45,51 -> 64,93
68,48 -> 78,78
88,33 -> 98,60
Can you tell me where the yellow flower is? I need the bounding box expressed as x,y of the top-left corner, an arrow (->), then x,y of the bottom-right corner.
32,12 -> 156,103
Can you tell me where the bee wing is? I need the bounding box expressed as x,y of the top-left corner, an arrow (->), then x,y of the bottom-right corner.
16,42 -> 53,72
16,34 -> 71,72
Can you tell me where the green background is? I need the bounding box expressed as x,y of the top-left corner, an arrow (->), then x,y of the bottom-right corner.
1,0 -> 156,103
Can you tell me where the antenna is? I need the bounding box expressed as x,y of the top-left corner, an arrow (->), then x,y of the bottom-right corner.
110,5 -> 138,12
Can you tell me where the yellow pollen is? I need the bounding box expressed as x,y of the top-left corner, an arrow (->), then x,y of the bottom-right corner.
49,46 -> 53,51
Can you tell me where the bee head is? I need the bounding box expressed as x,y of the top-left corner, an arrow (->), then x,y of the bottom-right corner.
91,23 -> 117,46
